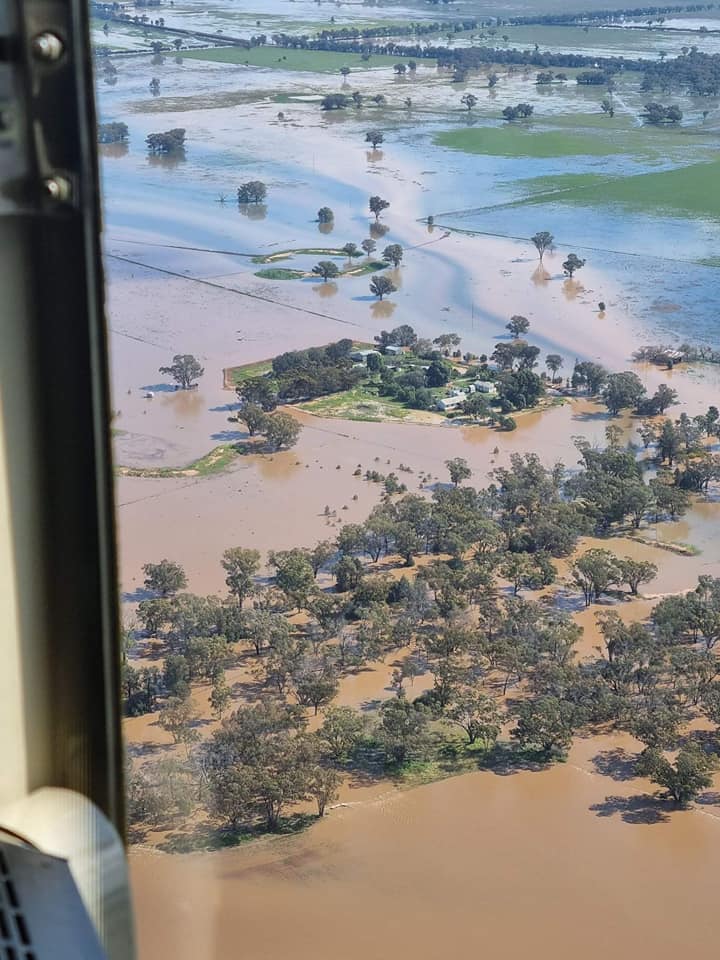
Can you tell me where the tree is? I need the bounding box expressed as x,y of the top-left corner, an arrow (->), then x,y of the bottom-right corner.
158,697 -> 199,746
572,361 -> 608,394
445,457 -> 472,487
531,231 -> 554,262
312,261 -> 340,282
340,65 -> 351,78
511,695 -> 576,756
237,181 -> 267,204
309,541 -> 335,577
425,358 -> 452,387
295,662 -> 339,715
461,93 -> 478,111
361,238 -> 377,258
545,354 -> 563,379
377,694 -> 430,764
433,333 -> 461,355
393,62 -> 407,75
264,412 -> 301,450
446,689 -> 501,746
603,371 -> 646,416
236,376 -> 277,412
506,315 -> 530,339
652,383 -> 678,414
617,557 -> 658,596
317,207 -> 334,223
146,128 -> 186,154
142,559 -> 187,597
601,96 -> 615,117
271,550 -> 316,608
334,555 -> 364,592
321,94 -> 349,111
318,706 -> 365,761
159,354 -> 204,390
382,244 -> 404,268
238,402 -> 268,437
341,242 -> 362,263
308,766 -> 340,817
562,254 -> 586,278
369,195 -> 390,220
637,745 -> 712,805
204,701 -> 312,831
210,675 -> 232,720
572,548 -> 621,606
365,130 -> 384,149
370,276 -> 397,300
221,547 -> 260,607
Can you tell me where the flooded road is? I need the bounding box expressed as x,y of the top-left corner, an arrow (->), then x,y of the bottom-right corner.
130,733 -> 720,960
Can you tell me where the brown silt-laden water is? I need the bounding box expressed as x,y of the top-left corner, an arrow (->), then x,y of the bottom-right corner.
130,734 -> 720,960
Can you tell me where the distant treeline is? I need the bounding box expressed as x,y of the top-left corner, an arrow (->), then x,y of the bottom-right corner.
312,3 -> 717,42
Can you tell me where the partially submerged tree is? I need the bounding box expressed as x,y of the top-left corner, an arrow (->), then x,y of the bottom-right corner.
530,231 -> 554,262
506,315 -> 530,339
264,412 -> 302,450
159,354 -> 204,389
382,243 -> 404,268
369,195 -> 390,221
146,128 -> 185,154
143,560 -> 187,597
562,253 -> 586,279
312,261 -> 340,282
237,180 -> 267,204
445,458 -> 472,487
365,129 -> 384,149
370,276 -> 397,300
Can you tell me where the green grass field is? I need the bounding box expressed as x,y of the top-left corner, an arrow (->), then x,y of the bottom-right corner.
181,46 -> 422,73
435,124 -> 623,158
518,158 -> 720,218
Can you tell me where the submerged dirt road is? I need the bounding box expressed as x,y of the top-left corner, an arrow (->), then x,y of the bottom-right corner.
130,733 -> 720,960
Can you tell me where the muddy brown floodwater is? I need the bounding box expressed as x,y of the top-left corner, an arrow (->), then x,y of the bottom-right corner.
130,730 -> 720,960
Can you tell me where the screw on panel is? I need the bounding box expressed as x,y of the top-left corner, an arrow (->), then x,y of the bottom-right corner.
43,177 -> 72,202
31,32 -> 65,62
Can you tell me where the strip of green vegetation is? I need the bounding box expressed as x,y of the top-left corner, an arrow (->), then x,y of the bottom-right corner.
118,445 -> 240,478
254,267 -> 305,280
181,46 -> 417,73
435,125 -> 623,159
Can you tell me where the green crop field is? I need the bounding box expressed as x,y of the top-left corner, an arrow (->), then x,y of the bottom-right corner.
182,46 -> 423,73
435,124 -> 623,158
518,159 -> 720,218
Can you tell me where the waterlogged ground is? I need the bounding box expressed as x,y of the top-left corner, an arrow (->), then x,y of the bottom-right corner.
96,7 -> 720,958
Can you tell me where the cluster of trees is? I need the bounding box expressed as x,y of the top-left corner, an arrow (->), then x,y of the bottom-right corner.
126,443 -> 720,832
146,128 -> 185,155
237,181 -> 267,204
98,121 -> 128,144
502,103 -> 534,121
236,339 -> 363,406
642,51 -> 720,97
642,101 -> 683,123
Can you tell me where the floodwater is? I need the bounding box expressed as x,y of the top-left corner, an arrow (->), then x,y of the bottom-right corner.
95,11 -> 720,958
129,731 -> 720,960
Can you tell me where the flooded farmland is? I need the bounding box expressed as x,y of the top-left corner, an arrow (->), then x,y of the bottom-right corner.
96,3 -> 720,958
